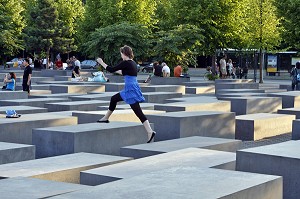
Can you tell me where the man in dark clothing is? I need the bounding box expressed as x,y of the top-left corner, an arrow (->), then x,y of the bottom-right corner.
22,58 -> 32,94
153,62 -> 163,77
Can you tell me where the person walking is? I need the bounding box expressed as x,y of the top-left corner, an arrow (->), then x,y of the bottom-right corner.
96,45 -> 156,143
22,58 -> 32,95
219,54 -> 227,79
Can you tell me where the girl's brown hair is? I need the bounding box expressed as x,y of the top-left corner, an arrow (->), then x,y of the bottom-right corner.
120,45 -> 134,59
9,72 -> 16,79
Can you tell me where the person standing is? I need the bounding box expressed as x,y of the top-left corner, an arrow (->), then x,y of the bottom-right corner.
55,58 -> 63,70
74,56 -> 81,69
290,62 -> 300,90
227,59 -> 234,78
153,61 -> 163,77
219,54 -> 227,79
96,45 -> 156,143
162,62 -> 170,77
22,58 -> 32,94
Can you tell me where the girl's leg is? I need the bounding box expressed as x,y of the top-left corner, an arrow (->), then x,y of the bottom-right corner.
98,93 -> 123,122
130,102 -> 156,142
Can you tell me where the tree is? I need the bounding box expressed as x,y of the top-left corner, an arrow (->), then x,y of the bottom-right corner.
83,22 -> 151,66
275,0 -> 300,50
0,0 -> 25,63
78,0 -> 157,50
152,24 -> 204,72
24,0 -> 83,64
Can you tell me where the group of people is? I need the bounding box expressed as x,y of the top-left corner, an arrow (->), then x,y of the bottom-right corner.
143,62 -> 184,83
71,65 -> 109,82
212,55 -> 248,79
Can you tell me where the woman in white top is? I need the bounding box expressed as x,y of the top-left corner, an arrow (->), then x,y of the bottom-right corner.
162,62 -> 170,77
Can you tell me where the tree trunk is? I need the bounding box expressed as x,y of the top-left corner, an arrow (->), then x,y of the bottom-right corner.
46,47 -> 50,69
259,48 -> 264,83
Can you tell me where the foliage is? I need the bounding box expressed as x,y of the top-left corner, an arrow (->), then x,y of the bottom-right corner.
83,22 -> 151,66
0,0 -> 25,63
78,0 -> 157,50
206,73 -> 219,81
152,24 -> 204,71
275,0 -> 300,50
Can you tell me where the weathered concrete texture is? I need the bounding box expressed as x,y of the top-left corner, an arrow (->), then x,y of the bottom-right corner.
268,91 -> 300,108
0,177 -> 88,199
45,100 -> 109,112
97,102 -> 157,111
32,122 -> 150,158
15,84 -> 50,91
50,85 -> 105,94
0,91 -> 28,100
154,99 -> 230,112
0,153 -> 130,183
227,96 -> 282,115
143,92 -> 182,103
141,85 -> 186,94
185,86 -> 215,94
0,113 -> 77,144
0,142 -> 35,164
54,75 -> 72,81
104,83 -> 125,92
0,105 -> 47,114
236,113 -> 295,141
215,82 -> 259,94
54,167 -> 282,199
278,108 -> 300,119
80,148 -> 236,186
292,119 -> 300,140
121,136 -> 242,159
69,92 -> 116,101
105,74 -> 124,83
28,89 -> 52,95
216,88 -> 265,94
147,111 -> 235,141
0,97 -> 69,108
72,110 -> 165,124
236,140 -> 300,199
165,95 -> 219,103
150,76 -> 190,85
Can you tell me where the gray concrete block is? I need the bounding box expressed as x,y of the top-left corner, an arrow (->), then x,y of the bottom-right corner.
0,152 -> 130,183
80,148 -> 236,186
165,95 -> 219,103
29,93 -> 83,99
0,177 -> 88,199
154,100 -> 230,112
45,100 -> 109,112
216,88 -> 265,94
141,85 -> 186,94
53,167 -> 282,199
97,102 -> 156,110
215,82 -> 259,94
0,91 -> 28,100
147,111 -> 235,141
215,79 -> 255,83
50,85 -> 105,94
72,110 -> 165,124
41,70 -> 71,77
184,81 -> 215,87
0,106 -> 47,114
69,92 -> 115,101
0,113 -> 77,144
228,96 -> 282,115
0,142 -> 35,164
105,74 -> 124,83
104,83 -> 125,92
217,92 -> 268,100
268,91 -> 300,108
150,76 -> 190,85
236,113 -> 295,140
15,84 -> 50,91
0,97 -> 69,108
143,92 -> 182,103
236,140 -> 300,199
278,108 -> 300,119
54,75 -> 72,81
29,90 -> 52,95
32,122 -> 149,158
292,119 -> 300,140
121,136 -> 242,158
185,86 -> 215,94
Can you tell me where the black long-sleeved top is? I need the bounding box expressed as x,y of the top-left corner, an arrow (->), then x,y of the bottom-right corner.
106,60 -> 137,76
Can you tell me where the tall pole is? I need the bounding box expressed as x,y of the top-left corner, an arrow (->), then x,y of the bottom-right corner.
259,0 -> 264,83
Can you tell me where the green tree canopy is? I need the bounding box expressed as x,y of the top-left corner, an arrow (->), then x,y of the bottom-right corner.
0,0 -> 25,62
83,22 -> 151,66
